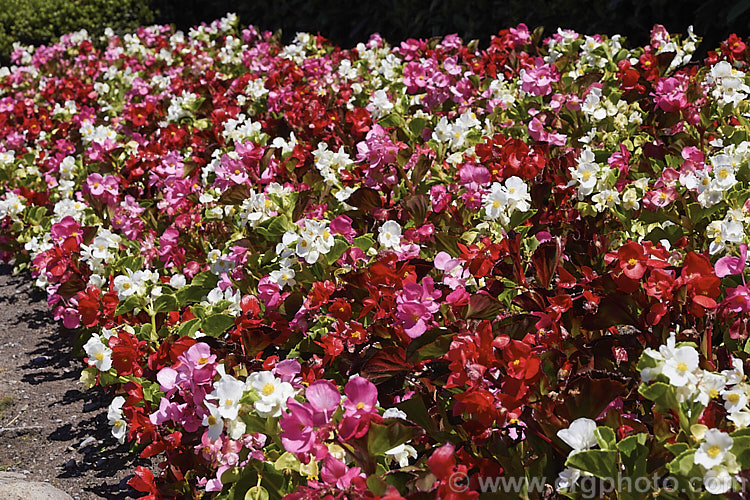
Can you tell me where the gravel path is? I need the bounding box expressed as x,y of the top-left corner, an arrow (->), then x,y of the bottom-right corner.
0,264 -> 146,499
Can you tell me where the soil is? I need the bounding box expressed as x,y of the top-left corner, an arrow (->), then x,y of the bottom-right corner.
0,263 -> 151,499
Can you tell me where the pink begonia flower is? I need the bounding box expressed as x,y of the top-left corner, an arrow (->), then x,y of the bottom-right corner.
306,380 -> 341,415
342,376 -> 378,417
396,302 -> 432,338
280,398 -> 316,453
520,58 -> 559,96
528,116 -> 566,146
273,359 -> 301,383
258,276 -> 282,308
430,184 -> 450,213
724,285 -> 750,314
320,456 -> 366,490
205,465 -> 231,492
458,163 -> 490,191
716,244 -> 747,277
652,76 -> 688,113
395,277 -> 442,338
329,215 -> 356,242
50,216 -> 82,244
86,173 -> 106,196
446,286 -> 470,306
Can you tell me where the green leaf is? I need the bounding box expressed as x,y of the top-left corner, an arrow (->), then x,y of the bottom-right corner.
176,284 -> 208,306
176,318 -> 201,337
665,442 -> 689,457
366,475 -> 388,496
367,420 -> 419,456
565,450 -> 618,479
594,426 -> 616,450
352,234 -> 375,252
617,433 -> 649,477
378,113 -> 406,128
273,452 -> 300,472
666,449 -> 698,476
245,486 -> 269,500
638,382 -> 679,410
408,117 -> 427,137
153,294 -> 179,313
509,209 -> 536,228
192,271 -> 219,290
326,238 -> 349,264
406,328 -> 454,362
115,295 -> 141,316
202,314 -> 236,337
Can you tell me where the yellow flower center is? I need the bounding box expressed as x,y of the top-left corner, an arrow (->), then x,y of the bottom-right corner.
95,352 -> 104,361
676,362 -> 688,372
198,357 -> 208,364
208,415 -> 217,426
728,393 -> 741,404
262,383 -> 275,396
709,389 -> 719,399
356,402 -> 365,410
492,200 -> 501,209
627,258 -> 637,266
707,445 -> 721,458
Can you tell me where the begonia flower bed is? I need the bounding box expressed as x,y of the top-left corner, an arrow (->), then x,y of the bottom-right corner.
1,13 -> 750,498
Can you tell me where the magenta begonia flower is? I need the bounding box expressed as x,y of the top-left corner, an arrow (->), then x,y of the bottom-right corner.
342,376 -> 378,417
716,244 -> 747,278
86,173 -> 106,196
306,380 -> 341,414
320,455 -> 365,490
279,398 -> 316,453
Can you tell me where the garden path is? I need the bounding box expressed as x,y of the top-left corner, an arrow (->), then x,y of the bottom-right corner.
0,264 -> 146,499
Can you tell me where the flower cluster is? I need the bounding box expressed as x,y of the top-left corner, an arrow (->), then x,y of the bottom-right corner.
3,12 -> 750,499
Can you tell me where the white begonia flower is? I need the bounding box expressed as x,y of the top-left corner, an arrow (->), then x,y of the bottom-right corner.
722,357 -> 745,386
557,417 -> 598,452
556,467 -> 582,490
378,220 -> 402,249
170,274 -> 187,289
704,467 -> 734,495
83,335 -> 113,372
107,396 -> 127,444
721,385 -> 749,414
367,89 -> 393,119
694,429 -> 733,469
247,371 -> 295,418
202,401 -> 224,441
661,344 -> 699,387
210,374 -> 246,421
383,408 -> 408,420
385,443 -> 418,467
503,176 -> 531,213
432,117 -> 452,142
225,416 -> 247,440
269,267 -> 296,289
728,409 -> 750,428
696,372 -> 727,406
484,183 -> 508,221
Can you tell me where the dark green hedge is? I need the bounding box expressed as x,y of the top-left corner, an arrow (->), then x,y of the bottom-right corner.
0,0 -> 153,63
154,0 -> 750,56
2,0 -> 750,64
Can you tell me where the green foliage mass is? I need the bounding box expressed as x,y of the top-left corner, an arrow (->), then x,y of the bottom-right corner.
0,0 -> 153,63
